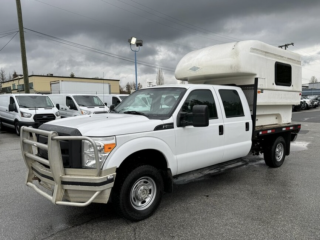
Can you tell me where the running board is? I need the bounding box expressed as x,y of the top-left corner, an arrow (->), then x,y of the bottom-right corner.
173,159 -> 247,185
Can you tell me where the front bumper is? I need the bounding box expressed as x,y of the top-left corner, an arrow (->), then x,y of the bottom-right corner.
20,126 -> 116,206
19,121 -> 39,128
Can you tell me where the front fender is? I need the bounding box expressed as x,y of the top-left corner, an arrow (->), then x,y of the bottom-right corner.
103,137 -> 177,175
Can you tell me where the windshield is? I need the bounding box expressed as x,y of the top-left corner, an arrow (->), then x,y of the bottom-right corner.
16,96 -> 54,108
115,87 -> 186,119
73,95 -> 104,107
119,96 -> 128,101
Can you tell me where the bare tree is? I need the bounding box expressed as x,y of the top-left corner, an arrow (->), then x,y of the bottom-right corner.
310,76 -> 318,83
0,68 -> 6,83
12,70 -> 18,79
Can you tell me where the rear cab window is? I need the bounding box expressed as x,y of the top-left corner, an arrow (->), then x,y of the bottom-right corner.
218,89 -> 244,118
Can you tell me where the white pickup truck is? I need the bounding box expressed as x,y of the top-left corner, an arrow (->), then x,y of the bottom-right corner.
20,40 -> 301,221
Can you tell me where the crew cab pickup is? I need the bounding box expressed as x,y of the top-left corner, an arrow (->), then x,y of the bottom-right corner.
19,40 -> 301,221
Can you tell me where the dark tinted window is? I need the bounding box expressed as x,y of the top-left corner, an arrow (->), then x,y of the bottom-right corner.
66,97 -> 77,110
219,89 -> 244,118
112,97 -> 120,105
181,90 -> 217,119
275,62 -> 291,86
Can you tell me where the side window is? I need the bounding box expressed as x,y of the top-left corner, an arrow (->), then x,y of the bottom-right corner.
112,97 -> 120,106
180,90 -> 218,119
275,62 -> 292,86
219,89 -> 244,118
66,97 -> 77,110
9,97 -> 17,112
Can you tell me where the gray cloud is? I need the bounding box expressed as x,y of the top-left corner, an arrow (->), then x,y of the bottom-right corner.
1,0 -> 320,87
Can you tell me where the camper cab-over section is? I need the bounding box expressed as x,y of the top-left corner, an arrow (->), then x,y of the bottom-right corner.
175,40 -> 302,127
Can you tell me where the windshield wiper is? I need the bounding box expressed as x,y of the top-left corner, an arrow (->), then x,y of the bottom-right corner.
19,105 -> 30,108
123,111 -> 147,117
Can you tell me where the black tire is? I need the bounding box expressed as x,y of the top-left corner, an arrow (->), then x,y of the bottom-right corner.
112,165 -> 163,221
15,121 -> 20,136
264,136 -> 286,168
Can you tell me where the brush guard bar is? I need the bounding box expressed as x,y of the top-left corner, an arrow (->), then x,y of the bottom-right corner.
20,126 -> 115,206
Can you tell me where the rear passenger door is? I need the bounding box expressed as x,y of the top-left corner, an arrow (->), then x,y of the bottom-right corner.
174,88 -> 225,174
215,86 -> 252,161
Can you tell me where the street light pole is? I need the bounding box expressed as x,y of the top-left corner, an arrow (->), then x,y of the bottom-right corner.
128,37 -> 143,91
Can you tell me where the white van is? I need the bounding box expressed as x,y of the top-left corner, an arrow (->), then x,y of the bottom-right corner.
0,94 -> 61,135
97,94 -> 128,107
49,94 -> 109,118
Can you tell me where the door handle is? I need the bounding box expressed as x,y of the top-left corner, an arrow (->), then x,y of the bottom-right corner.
245,122 -> 249,131
219,125 -> 223,135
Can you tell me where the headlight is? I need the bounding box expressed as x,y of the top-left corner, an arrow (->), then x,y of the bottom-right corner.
55,111 -> 60,117
82,137 -> 116,168
20,111 -> 32,118
81,109 -> 91,115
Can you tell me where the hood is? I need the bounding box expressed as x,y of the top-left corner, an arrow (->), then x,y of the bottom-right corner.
42,113 -> 163,136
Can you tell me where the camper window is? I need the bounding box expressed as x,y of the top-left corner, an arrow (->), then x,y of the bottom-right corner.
275,62 -> 292,87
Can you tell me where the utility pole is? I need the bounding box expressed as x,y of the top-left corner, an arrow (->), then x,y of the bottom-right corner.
278,43 -> 294,50
16,0 -> 29,93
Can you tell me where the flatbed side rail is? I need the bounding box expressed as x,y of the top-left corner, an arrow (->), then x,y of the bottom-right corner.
253,123 -> 301,138
20,126 -> 102,206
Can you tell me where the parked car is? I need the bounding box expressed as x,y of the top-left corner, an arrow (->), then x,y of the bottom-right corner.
293,99 -> 306,111
0,94 -> 60,135
306,95 -> 319,108
301,96 -> 314,109
48,94 -> 109,118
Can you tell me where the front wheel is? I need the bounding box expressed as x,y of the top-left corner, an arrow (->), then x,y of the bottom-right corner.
15,121 -> 20,136
264,136 -> 286,168
112,165 -> 163,221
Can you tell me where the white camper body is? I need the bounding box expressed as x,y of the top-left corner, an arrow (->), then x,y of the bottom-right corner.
175,40 -> 302,127
51,81 -> 111,95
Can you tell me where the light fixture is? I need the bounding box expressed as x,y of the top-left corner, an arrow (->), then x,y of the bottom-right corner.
128,37 -> 143,91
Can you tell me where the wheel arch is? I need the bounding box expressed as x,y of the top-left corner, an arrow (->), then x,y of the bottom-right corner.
104,137 -> 176,193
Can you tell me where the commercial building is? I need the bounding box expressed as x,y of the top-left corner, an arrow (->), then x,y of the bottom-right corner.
1,75 -> 120,94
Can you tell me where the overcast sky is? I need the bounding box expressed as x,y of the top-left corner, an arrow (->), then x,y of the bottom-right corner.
1,0 -> 320,87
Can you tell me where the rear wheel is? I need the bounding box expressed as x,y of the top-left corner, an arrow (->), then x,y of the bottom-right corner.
264,136 -> 286,168
15,121 -> 20,136
112,165 -> 163,221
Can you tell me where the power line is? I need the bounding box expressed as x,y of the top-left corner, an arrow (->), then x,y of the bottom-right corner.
128,0 -> 241,42
0,32 -> 18,53
33,0 -> 198,51
24,28 -> 175,72
100,0 -> 232,44
0,29 -> 19,35
0,32 -> 19,39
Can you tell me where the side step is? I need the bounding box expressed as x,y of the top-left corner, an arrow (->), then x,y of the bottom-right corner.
173,159 -> 247,185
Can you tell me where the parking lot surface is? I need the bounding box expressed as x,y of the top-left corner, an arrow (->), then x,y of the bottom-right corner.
0,109 -> 320,240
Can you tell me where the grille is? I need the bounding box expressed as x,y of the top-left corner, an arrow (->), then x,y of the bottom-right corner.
93,111 -> 108,114
33,114 -> 56,124
37,125 -> 82,168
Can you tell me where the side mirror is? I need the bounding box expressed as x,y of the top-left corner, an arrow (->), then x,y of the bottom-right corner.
105,102 -> 108,106
56,103 -> 60,110
110,104 -> 115,111
192,105 -> 209,127
9,104 -> 16,112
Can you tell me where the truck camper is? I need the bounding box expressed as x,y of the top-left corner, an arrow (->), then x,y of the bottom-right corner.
18,40 -> 302,221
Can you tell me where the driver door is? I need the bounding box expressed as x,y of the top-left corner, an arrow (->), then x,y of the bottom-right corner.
174,88 -> 225,174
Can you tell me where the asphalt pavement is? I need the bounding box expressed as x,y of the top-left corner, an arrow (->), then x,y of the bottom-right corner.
0,108 -> 319,240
